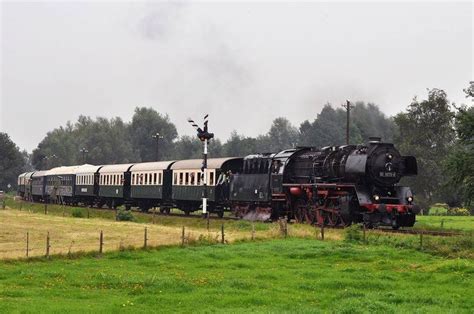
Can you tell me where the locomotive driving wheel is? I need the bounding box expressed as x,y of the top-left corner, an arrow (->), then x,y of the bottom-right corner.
293,199 -> 315,224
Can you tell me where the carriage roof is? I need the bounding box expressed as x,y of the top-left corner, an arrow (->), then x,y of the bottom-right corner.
170,157 -> 241,170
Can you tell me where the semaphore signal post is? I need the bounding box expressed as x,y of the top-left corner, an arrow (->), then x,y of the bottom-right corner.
187,114 -> 214,218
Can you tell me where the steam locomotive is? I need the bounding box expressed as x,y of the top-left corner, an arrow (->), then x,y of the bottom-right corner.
18,137 -> 418,229
231,137 -> 419,228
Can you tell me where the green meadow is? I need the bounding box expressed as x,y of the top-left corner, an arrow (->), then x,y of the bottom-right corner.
0,238 -> 473,313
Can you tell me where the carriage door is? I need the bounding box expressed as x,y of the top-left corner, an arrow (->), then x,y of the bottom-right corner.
123,171 -> 132,199
94,173 -> 100,195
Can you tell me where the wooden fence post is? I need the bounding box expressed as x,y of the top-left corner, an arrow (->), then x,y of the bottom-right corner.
87,208 -> 90,219
363,224 -> 367,244
181,226 -> 185,246
26,231 -> 29,258
320,223 -> 325,241
2,198 -> 5,210
285,219 -> 288,238
44,203 -> 48,215
144,227 -> 148,249
251,221 -> 255,240
46,232 -> 50,258
419,231 -> 423,250
221,224 -> 225,244
99,230 -> 104,254
441,219 -> 444,229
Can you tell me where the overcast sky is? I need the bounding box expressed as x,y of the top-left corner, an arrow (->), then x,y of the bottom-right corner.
1,1 -> 472,152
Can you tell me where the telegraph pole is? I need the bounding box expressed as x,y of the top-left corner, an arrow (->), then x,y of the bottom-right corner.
151,132 -> 164,161
342,100 -> 354,145
187,114 -> 214,218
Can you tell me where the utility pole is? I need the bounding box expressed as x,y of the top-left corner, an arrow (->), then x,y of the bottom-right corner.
151,132 -> 164,161
342,100 -> 354,145
80,147 -> 89,164
187,114 -> 214,218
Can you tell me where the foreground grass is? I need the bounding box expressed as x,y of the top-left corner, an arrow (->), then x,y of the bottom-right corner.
414,215 -> 474,232
0,238 -> 472,313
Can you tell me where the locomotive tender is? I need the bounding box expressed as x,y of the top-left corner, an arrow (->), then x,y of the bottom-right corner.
18,137 -> 418,228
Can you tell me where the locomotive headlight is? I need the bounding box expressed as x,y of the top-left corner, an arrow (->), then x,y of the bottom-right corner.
374,195 -> 380,201
407,196 -> 413,203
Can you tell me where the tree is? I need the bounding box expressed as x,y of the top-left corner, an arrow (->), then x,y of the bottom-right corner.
173,136 -> 203,160
0,133 -> 26,190
394,89 -> 456,209
444,84 -> 474,210
222,131 -> 258,156
129,107 -> 178,161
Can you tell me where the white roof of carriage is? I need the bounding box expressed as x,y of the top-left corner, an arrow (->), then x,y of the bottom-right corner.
46,165 -> 85,176
170,157 -> 241,170
130,161 -> 175,172
73,164 -> 102,175
98,163 -> 135,174
31,170 -> 48,177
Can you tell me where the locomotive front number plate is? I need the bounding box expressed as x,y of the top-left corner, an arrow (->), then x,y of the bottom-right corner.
379,172 -> 396,177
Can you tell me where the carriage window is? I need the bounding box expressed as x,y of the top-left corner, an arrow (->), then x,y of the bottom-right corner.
185,172 -> 189,185
179,173 -> 183,185
197,172 -> 201,185
159,173 -> 162,185
210,171 -> 214,186
153,173 -> 157,185
190,172 -> 195,185
173,173 -> 177,185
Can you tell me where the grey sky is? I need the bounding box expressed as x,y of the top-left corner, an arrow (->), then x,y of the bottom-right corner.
1,1 -> 472,152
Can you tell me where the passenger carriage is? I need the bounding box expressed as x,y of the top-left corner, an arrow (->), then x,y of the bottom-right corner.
22,172 -> 35,201
31,170 -> 48,202
170,157 -> 243,216
129,161 -> 175,212
17,172 -> 27,197
74,165 -> 103,206
98,164 -> 134,208
45,166 -> 80,204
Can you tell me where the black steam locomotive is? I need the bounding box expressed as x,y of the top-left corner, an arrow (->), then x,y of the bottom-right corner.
230,137 -> 419,228
18,137 -> 418,229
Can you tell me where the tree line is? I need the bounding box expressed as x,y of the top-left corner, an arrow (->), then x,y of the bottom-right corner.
1,83 -> 472,211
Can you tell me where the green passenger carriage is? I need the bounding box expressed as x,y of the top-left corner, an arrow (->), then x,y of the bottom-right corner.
74,165 -> 103,206
170,157 -> 243,216
98,163 -> 134,208
129,161 -> 175,212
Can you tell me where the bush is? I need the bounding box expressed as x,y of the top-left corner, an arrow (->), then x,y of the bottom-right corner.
345,224 -> 363,242
429,206 -> 448,216
71,208 -> 84,218
116,209 -> 135,222
447,207 -> 470,216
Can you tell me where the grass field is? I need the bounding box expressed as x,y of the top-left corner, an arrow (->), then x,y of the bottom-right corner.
414,215 -> 474,232
0,207 -> 341,259
0,238 -> 472,313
